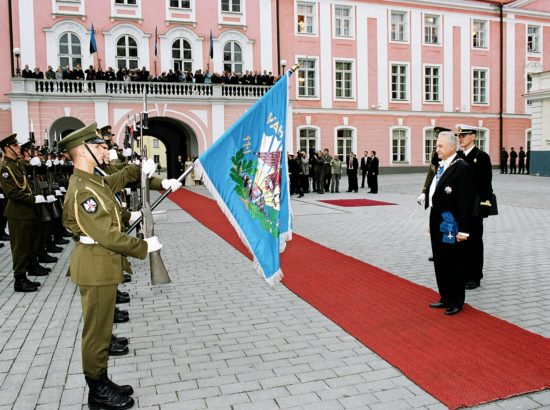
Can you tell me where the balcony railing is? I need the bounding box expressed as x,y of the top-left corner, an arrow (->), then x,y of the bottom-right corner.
9,78 -> 272,100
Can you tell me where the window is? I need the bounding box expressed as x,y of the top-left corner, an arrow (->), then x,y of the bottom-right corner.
391,64 -> 408,101
476,130 -> 487,152
223,41 -> 242,73
153,154 -> 160,164
526,130 -> 531,151
335,6 -> 352,38
299,128 -> 317,153
392,129 -> 408,163
116,35 -> 139,69
297,2 -> 316,34
153,138 -> 160,148
221,0 -> 240,13
170,0 -> 190,7
172,39 -> 193,73
391,11 -> 407,42
424,15 -> 439,44
297,58 -> 316,97
115,0 -> 136,4
424,129 -> 437,163
336,129 -> 353,159
472,20 -> 487,48
472,69 -> 488,104
335,61 -> 353,99
424,66 -> 440,102
526,74 -> 533,105
527,26 -> 540,53
59,32 -> 82,69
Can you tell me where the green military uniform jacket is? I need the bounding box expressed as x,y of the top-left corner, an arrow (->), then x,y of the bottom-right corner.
0,157 -> 37,219
63,166 -> 148,286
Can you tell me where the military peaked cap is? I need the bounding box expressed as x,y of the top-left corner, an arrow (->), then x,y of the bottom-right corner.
20,140 -> 32,151
58,122 -> 105,152
100,125 -> 114,136
0,134 -> 18,148
433,126 -> 451,135
456,125 -> 478,135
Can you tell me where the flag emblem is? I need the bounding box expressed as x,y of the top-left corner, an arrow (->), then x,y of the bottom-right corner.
81,197 -> 98,213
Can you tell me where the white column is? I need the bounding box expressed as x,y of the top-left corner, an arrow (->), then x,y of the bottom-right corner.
410,11 -> 422,111
319,0 -> 332,109
11,100 -> 29,142
95,101 -> 109,128
506,14 -> 516,114
375,9 -> 388,110
18,0 -> 36,68
443,17 -> 455,112
356,5 -> 368,109
460,17 -> 471,112
211,103 -> 225,145
259,0 -> 273,72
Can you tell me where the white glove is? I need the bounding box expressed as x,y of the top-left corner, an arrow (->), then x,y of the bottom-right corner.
129,211 -> 141,225
60,186 -> 66,193
53,159 -> 60,166
0,193 -> 4,199
132,159 -> 140,165
55,189 -> 63,197
145,236 -> 163,253
45,160 -> 53,167
59,159 -> 65,165
30,157 -> 41,166
35,195 -> 46,204
108,149 -> 118,161
161,179 -> 182,192
46,195 -> 57,203
417,193 -> 426,206
123,148 -> 133,157
125,188 -> 132,195
141,158 -> 156,178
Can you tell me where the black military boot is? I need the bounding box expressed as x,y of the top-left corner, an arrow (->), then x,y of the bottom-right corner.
111,334 -> 128,347
116,290 -> 130,304
28,264 -> 50,277
54,236 -> 70,245
108,339 -> 129,356
0,232 -> 9,241
113,307 -> 129,323
25,277 -> 41,287
86,374 -> 134,410
39,252 -> 58,263
14,276 -> 38,292
46,243 -> 63,253
123,274 -> 132,283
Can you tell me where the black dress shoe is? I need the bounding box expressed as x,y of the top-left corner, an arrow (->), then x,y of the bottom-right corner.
54,237 -> 70,245
116,293 -> 130,304
28,265 -> 50,277
123,274 -> 132,283
428,256 -> 434,262
445,306 -> 461,315
86,374 -> 134,409
465,280 -> 480,290
112,334 -> 129,347
0,232 -> 9,241
113,308 -> 129,323
117,290 -> 129,298
47,244 -> 63,253
25,277 -> 41,287
429,301 -> 446,309
109,340 -> 129,356
14,280 -> 38,292
39,253 -> 58,263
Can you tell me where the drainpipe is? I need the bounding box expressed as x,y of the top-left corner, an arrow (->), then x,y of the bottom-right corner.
276,0 -> 281,76
8,0 -> 15,77
499,3 -> 504,152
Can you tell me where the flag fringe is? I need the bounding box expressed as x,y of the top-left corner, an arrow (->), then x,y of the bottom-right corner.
194,160 -> 284,286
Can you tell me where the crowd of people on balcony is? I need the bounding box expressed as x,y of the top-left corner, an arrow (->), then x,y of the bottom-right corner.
20,64 -> 278,86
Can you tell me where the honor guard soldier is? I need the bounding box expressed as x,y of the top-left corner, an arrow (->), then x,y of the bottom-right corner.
59,123 -> 163,410
0,134 -> 50,292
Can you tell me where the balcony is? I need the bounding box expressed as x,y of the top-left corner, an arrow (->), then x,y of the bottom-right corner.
9,78 -> 272,100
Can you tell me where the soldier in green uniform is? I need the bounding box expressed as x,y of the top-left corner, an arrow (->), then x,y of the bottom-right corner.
59,123 -> 163,410
0,133 -> 51,292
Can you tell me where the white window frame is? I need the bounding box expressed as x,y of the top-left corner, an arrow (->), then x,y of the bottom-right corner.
335,126 -> 357,160
221,0 -> 241,14
334,58 -> 355,100
390,62 -> 409,102
296,1 -> 317,36
169,0 -> 191,8
390,10 -> 408,43
296,56 -> 319,99
476,128 -> 489,153
58,32 -> 83,69
424,64 -> 442,103
390,126 -> 410,164
333,5 -> 354,39
472,19 -> 488,49
423,127 -> 437,164
527,25 -> 541,54
116,34 -> 139,69
472,67 -> 489,105
171,38 -> 193,73
526,73 -> 533,106
525,129 -> 532,151
115,0 -> 137,4
223,41 -> 243,73
297,126 -> 320,153
423,14 -> 440,45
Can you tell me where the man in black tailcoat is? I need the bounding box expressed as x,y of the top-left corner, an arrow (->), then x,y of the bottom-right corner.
360,150 -> 371,189
367,151 -> 379,193
428,131 -> 474,315
346,152 -> 358,192
457,125 -> 493,290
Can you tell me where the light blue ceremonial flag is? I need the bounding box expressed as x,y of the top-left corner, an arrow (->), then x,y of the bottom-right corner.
89,24 -> 97,54
196,73 -> 292,285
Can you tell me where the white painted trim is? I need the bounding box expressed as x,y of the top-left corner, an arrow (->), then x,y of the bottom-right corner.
94,101 -> 109,127
460,18 -> 471,112
506,15 -> 516,114
44,20 -> 93,71
214,30 -> 254,73
333,57 -> 356,101
388,9 -> 410,44
211,103 -> 225,144
320,0 -> 332,109
103,23 -> 150,70
422,63 -> 443,104
334,125 -> 357,157
295,0 -> 319,37
375,7 -> 388,110
165,0 -> 196,23
389,125 -> 411,165
217,0 -> 247,26
443,14 -> 454,112
18,0 -> 36,69
259,0 -> 273,72
296,124 -> 321,152
332,3 -> 355,40
422,12 -> 443,47
422,125 -> 436,164
160,26 -> 203,73
356,5 -> 368,109
111,0 -> 142,20
476,126 -> 490,153
471,18 -> 490,51
471,66 -> 490,106
388,61 -> 410,103
410,10 -> 422,111
11,100 -> 29,143
295,55 -> 320,101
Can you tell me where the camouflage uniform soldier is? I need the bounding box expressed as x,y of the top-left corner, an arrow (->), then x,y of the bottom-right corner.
59,123 -> 163,410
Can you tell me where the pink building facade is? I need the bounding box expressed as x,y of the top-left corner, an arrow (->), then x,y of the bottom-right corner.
1,0 -> 549,176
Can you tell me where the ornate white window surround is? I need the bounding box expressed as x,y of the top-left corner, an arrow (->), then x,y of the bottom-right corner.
160,27 -> 203,73
213,30 -> 253,73
44,20 -> 92,70
103,24 -> 149,71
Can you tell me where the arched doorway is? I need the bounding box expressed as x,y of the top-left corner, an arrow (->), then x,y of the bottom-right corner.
142,117 -> 198,179
49,116 -> 85,149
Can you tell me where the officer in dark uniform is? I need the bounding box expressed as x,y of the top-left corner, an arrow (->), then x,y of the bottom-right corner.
60,123 -> 164,410
0,134 -> 49,292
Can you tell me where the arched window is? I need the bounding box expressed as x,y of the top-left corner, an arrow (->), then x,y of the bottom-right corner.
392,128 -> 409,163
526,130 -> 532,151
424,128 -> 437,163
223,41 -> 242,73
299,128 -> 317,153
116,35 -> 139,69
172,39 -> 193,73
336,128 -> 353,159
59,32 -> 82,69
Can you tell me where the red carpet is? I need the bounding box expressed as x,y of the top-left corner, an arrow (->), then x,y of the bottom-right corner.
169,189 -> 550,409
319,198 -> 396,207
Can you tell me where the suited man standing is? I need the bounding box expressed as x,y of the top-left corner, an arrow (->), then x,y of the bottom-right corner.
428,131 -> 474,315
509,147 -> 517,174
457,126 -> 494,290
367,151 -> 379,193
518,147 -> 526,174
360,151 -> 371,189
346,152 -> 359,192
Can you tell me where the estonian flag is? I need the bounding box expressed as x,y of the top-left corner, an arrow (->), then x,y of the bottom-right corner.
195,72 -> 292,285
89,24 -> 97,54
209,30 -> 214,59
154,26 -> 158,57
